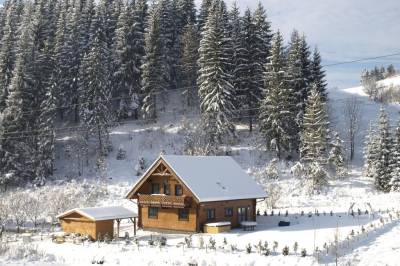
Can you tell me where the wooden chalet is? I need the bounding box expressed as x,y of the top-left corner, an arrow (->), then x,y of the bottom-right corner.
126,155 -> 267,232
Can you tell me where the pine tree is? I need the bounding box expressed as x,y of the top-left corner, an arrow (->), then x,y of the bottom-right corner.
0,0 -> 22,112
197,0 -> 212,32
310,47 -> 327,102
197,0 -> 236,145
79,7 -> 113,154
329,131 -> 346,174
373,107 -> 392,192
252,2 -> 272,94
141,1 -> 169,119
299,85 -> 329,165
259,31 -> 298,159
390,120 -> 400,191
0,3 -> 36,186
363,122 -> 379,178
180,22 -> 199,110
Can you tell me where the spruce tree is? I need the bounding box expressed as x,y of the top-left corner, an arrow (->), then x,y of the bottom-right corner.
299,85 -> 329,165
390,120 -> 400,191
0,3 -> 35,186
197,0 -> 236,145
310,47 -> 327,102
141,1 -> 169,119
0,0 -> 22,112
197,0 -> 212,32
180,22 -> 199,110
259,31 -> 298,159
363,122 -> 379,178
373,107 -> 392,192
79,7 -> 113,154
329,131 -> 346,175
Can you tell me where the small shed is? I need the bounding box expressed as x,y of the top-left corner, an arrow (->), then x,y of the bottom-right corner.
57,206 -> 137,240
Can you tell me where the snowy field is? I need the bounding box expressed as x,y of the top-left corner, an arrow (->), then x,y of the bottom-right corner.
1,81 -> 400,265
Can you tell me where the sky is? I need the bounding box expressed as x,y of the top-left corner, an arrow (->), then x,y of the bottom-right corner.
210,0 -> 400,89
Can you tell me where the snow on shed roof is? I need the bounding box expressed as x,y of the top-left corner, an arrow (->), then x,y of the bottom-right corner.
57,206 -> 137,221
160,155 -> 267,202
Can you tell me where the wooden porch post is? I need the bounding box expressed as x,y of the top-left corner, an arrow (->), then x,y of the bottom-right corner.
116,219 -> 121,239
134,217 -> 137,236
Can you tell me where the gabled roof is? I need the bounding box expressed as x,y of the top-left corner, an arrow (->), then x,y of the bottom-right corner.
127,155 -> 267,202
57,206 -> 137,221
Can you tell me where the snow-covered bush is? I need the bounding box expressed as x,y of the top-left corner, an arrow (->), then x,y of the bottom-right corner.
306,162 -> 329,192
116,146 -> 127,160
301,248 -> 307,257
291,162 -> 306,179
265,184 -> 282,209
263,159 -> 279,179
0,198 -> 10,227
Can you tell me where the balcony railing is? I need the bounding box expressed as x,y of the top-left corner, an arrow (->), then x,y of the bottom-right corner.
138,194 -> 192,208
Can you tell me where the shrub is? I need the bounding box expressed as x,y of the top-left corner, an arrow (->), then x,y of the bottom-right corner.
184,236 -> 192,248
159,236 -> 167,246
263,248 -> 271,256
282,246 -> 289,256
273,241 -> 278,252
246,243 -> 252,254
230,244 -> 237,252
301,248 -> 307,257
208,237 -> 216,250
198,236 -> 204,249
293,242 -> 298,254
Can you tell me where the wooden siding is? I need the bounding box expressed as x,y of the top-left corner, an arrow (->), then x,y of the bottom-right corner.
59,212 -> 114,240
198,199 -> 256,229
140,206 -> 197,232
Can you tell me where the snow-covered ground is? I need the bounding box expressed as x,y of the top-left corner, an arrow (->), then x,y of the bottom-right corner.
2,79 -> 400,265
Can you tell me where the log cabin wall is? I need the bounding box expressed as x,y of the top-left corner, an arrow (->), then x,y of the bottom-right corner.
59,212 -> 114,240
140,205 -> 198,232
198,199 -> 257,229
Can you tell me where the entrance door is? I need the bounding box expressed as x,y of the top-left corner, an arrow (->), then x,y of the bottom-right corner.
237,207 -> 248,223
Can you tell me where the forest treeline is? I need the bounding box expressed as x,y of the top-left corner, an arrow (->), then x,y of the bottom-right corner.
0,0 -> 327,188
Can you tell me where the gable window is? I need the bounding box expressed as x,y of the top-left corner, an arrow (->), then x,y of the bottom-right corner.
175,184 -> 183,196
206,209 -> 216,221
148,207 -> 158,219
224,207 -> 233,217
163,183 -> 170,195
151,183 -> 160,194
178,209 -> 189,221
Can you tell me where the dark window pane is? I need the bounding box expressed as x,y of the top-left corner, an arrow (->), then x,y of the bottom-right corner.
148,207 -> 158,219
175,185 -> 183,196
206,209 -> 215,221
178,209 -> 189,221
225,208 -> 233,217
151,183 -> 160,194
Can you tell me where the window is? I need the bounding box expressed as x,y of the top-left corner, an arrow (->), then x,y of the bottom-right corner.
224,207 -> 233,217
151,183 -> 160,194
206,209 -> 216,221
164,183 -> 170,195
175,184 -> 183,196
178,209 -> 189,221
148,207 -> 158,219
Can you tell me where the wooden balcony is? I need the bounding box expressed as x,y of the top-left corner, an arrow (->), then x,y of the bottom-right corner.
138,194 -> 192,208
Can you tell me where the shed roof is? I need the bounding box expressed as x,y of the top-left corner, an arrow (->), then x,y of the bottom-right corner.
128,155 -> 267,202
57,206 -> 137,221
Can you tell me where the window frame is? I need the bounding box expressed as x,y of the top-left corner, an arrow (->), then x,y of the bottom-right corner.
178,209 -> 189,221
151,183 -> 160,194
224,207 -> 233,217
175,184 -> 183,196
163,183 -> 170,195
206,208 -> 216,221
148,207 -> 158,219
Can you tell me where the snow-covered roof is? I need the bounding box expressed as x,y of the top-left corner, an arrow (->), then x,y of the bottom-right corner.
57,206 -> 137,221
129,155 -> 266,202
